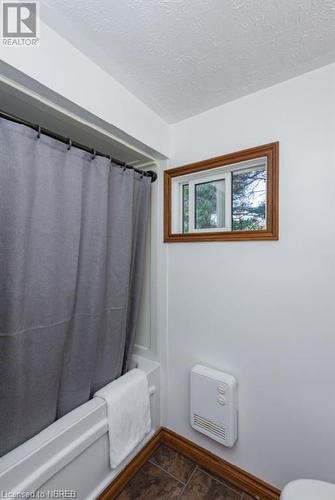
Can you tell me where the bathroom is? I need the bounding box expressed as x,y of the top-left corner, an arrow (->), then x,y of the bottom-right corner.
0,1 -> 334,499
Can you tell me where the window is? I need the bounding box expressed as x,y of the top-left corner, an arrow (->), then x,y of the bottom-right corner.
232,166 -> 266,231
164,142 -> 278,242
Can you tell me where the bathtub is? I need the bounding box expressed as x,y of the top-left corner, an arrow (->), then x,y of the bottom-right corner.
0,355 -> 160,499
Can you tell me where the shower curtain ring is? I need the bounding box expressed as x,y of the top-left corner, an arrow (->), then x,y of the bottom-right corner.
91,149 -> 96,160
140,171 -> 144,179
37,126 -> 41,139
67,139 -> 72,150
123,163 -> 127,172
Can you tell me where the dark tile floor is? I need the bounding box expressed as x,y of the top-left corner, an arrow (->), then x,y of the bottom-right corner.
117,444 -> 257,499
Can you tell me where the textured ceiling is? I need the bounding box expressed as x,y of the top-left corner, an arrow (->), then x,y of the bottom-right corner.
40,0 -> 335,123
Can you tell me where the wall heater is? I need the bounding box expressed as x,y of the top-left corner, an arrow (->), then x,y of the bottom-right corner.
190,364 -> 237,447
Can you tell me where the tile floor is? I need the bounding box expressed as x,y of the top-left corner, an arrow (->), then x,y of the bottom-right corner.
116,444 -> 257,499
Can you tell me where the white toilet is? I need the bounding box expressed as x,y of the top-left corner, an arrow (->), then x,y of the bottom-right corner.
281,479 -> 335,500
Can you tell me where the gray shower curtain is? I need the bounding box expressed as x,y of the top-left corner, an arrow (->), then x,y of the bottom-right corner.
0,117 -> 151,456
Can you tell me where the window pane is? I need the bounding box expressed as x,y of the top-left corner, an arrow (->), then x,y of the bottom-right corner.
195,179 -> 225,229
232,167 -> 266,231
182,184 -> 189,233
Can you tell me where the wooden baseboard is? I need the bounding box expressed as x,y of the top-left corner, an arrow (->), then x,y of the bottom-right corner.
99,427 -> 281,500
160,427 -> 280,500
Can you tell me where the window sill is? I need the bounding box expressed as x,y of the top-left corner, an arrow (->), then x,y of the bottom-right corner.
164,229 -> 278,243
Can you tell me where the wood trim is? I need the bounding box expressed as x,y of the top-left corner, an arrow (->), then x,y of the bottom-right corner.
164,142 -> 279,242
160,427 -> 281,500
98,430 -> 162,500
99,427 -> 281,500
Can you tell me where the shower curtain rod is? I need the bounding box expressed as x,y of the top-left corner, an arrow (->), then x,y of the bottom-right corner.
0,108 -> 158,182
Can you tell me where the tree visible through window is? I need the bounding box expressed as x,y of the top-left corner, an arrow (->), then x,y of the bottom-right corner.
232,167 -> 266,231
182,184 -> 189,233
195,180 -> 225,229
181,167 -> 265,233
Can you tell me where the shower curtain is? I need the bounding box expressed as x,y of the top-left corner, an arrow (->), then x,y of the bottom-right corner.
0,117 -> 151,456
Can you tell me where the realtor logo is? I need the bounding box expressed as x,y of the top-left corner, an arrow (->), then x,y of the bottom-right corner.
2,1 -> 39,46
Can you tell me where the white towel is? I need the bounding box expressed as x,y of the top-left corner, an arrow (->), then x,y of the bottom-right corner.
94,369 -> 151,469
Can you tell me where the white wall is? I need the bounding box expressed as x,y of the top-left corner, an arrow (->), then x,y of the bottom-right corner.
166,63 -> 335,489
135,161 -> 169,427
0,20 -> 169,158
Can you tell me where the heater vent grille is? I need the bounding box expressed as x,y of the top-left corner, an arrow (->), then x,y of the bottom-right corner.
193,413 -> 226,440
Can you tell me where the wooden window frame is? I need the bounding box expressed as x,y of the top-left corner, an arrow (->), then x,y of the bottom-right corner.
164,142 -> 279,242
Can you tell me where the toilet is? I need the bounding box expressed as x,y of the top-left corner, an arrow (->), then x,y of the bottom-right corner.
281,479 -> 335,500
